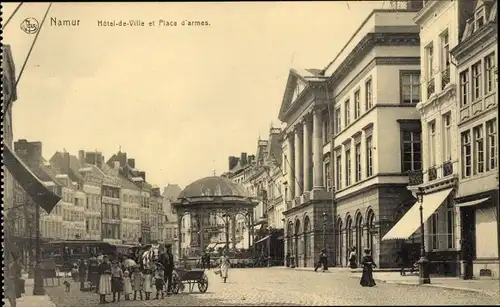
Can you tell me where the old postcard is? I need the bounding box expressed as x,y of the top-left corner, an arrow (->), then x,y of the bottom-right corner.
2,1 -> 499,306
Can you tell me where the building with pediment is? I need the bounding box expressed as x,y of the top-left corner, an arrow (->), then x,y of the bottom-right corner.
280,6 -> 427,268
450,0 -> 498,279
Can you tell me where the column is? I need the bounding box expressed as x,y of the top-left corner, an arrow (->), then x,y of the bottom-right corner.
294,127 -> 304,197
313,108 -> 324,189
177,213 -> 182,261
199,210 -> 205,254
303,116 -> 312,192
231,211 -> 237,250
286,133 -> 295,202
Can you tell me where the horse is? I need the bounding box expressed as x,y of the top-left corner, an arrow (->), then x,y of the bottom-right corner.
139,244 -> 161,270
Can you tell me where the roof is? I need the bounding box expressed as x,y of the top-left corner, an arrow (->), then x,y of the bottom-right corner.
119,174 -> 140,191
49,151 -> 85,183
178,176 -> 250,199
163,184 -> 182,201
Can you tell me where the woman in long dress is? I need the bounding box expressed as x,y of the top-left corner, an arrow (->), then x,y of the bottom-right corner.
348,246 -> 358,269
360,248 -> 377,287
98,255 -> 112,304
219,252 -> 231,283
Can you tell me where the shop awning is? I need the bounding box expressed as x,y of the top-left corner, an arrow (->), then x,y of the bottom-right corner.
206,243 -> 217,249
456,197 -> 490,208
382,188 -> 453,241
277,236 -> 284,240
254,235 -> 271,244
4,144 -> 61,214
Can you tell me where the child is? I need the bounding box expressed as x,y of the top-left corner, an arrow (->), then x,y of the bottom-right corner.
142,266 -> 153,300
131,266 -> 143,300
153,265 -> 165,299
123,270 -> 133,300
110,261 -> 123,302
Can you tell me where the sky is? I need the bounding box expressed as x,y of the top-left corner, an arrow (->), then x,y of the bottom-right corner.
3,1 -> 389,189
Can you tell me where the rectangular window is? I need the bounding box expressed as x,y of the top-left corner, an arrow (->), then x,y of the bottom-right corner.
460,69 -> 470,106
336,153 -> 342,190
441,31 -> 450,71
402,131 -> 422,172
335,107 -> 341,134
475,8 -> 485,31
325,162 -> 331,191
472,62 -> 482,101
354,90 -> 361,119
429,121 -> 436,166
401,72 -> 421,104
344,100 -> 351,126
365,79 -> 373,110
487,120 -> 497,170
461,131 -> 472,177
430,212 -> 439,250
426,43 -> 434,79
446,197 -> 455,249
345,149 -> 351,186
442,114 -> 452,161
485,53 -> 496,94
355,143 -> 362,182
473,125 -> 484,174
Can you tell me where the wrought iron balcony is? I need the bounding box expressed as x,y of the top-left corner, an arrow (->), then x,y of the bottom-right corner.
408,170 -> 423,186
441,67 -> 450,90
443,161 -> 453,177
427,78 -> 435,98
428,166 -> 437,181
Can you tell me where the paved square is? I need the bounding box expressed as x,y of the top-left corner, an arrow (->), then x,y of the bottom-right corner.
45,268 -> 499,306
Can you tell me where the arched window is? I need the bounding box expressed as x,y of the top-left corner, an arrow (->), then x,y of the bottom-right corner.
336,217 -> 343,266
367,209 -> 376,255
303,216 -> 311,261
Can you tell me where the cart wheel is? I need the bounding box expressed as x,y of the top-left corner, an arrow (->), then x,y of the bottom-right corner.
198,273 -> 209,293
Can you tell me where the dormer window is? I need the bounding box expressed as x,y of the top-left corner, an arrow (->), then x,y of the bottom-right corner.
475,8 -> 485,31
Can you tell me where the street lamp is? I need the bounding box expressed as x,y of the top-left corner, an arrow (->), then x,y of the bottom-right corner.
416,187 -> 431,285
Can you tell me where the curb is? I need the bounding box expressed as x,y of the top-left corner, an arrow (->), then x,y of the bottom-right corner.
349,275 -> 498,296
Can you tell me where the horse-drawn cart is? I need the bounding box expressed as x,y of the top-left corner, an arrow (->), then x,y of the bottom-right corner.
172,268 -> 208,294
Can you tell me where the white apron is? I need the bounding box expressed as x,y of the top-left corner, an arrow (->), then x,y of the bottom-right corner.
220,256 -> 230,278
98,274 -> 112,295
142,274 -> 153,293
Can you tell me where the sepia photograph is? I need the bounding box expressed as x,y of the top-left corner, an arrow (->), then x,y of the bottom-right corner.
2,1 -> 499,306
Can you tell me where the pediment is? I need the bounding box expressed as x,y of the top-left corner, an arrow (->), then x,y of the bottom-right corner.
277,70 -> 310,122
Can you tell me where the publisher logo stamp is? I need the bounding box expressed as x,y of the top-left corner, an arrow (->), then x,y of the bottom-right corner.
20,17 -> 40,34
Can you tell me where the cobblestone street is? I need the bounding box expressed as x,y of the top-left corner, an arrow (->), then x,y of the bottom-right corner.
44,268 -> 499,306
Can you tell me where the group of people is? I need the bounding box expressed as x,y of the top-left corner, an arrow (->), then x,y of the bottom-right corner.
76,244 -> 175,304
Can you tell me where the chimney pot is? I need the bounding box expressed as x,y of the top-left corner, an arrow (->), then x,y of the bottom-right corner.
78,150 -> 85,163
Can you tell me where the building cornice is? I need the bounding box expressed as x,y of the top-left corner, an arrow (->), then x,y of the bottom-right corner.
413,1 -> 447,26
326,32 -> 420,87
416,83 -> 457,115
450,23 -> 497,63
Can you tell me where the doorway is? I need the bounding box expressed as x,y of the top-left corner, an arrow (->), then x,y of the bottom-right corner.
460,207 -> 476,280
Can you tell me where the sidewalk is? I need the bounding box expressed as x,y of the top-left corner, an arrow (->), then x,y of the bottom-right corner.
350,271 -> 500,297
3,274 -> 57,307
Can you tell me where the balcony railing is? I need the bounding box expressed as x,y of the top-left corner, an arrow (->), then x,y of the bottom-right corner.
443,161 -> 453,177
427,78 -> 435,99
428,166 -> 438,181
408,170 -> 423,186
441,67 -> 450,90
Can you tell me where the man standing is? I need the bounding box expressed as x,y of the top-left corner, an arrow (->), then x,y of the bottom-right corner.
162,244 -> 175,296
314,249 -> 328,272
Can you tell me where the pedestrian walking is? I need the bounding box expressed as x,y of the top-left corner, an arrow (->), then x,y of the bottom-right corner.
395,243 -> 409,276
98,255 -> 112,304
162,244 -> 175,296
206,253 -> 211,270
360,248 -> 377,287
348,246 -> 358,269
78,258 -> 87,291
131,266 -> 144,300
110,261 -> 124,302
219,251 -> 231,283
123,270 -> 133,300
285,252 -> 291,267
314,249 -> 328,272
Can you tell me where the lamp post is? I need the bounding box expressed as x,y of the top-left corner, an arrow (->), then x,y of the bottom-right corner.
416,187 -> 431,285
322,213 -> 327,251
33,200 -> 45,295
267,226 -> 272,267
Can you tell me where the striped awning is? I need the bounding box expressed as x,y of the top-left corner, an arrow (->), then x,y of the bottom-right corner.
254,235 -> 271,245
382,188 -> 453,241
456,197 -> 490,208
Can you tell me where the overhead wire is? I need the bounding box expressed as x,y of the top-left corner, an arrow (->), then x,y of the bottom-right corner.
2,2 -> 24,31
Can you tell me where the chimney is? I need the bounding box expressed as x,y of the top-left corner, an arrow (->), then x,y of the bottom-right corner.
78,150 -> 85,163
240,152 -> 248,166
139,171 -> 146,182
127,158 -> 135,169
114,161 -> 120,170
63,152 -> 70,174
228,156 -> 239,170
248,155 -> 256,164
